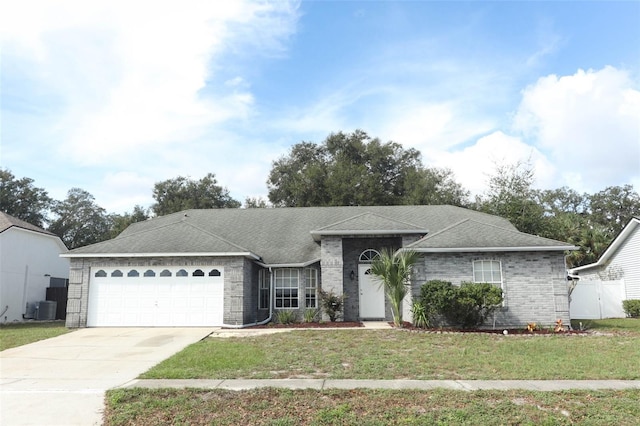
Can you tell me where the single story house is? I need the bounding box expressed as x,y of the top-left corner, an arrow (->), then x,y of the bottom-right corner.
568,217 -> 640,319
62,205 -> 575,328
0,212 -> 69,323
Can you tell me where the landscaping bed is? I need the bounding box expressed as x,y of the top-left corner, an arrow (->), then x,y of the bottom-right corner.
244,321 -> 364,329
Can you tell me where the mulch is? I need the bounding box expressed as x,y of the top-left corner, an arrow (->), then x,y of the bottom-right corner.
245,321 -> 364,329
242,321 -> 586,334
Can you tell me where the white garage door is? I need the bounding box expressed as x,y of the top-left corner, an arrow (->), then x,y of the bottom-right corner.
87,266 -> 224,327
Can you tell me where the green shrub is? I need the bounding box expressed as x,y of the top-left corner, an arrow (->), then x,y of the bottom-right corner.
416,280 -> 503,329
319,290 -> 345,322
303,308 -> 319,323
275,310 -> 298,324
622,300 -> 640,318
410,300 -> 429,328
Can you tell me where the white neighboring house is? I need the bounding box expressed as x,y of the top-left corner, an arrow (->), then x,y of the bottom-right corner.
0,212 -> 69,323
569,217 -> 640,319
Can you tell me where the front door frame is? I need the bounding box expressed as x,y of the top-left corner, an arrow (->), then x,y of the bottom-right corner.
358,264 -> 385,319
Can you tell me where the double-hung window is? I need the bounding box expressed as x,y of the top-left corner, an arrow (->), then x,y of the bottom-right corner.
274,269 -> 299,308
305,268 -> 318,308
473,260 -> 503,289
258,269 -> 270,310
473,260 -> 504,305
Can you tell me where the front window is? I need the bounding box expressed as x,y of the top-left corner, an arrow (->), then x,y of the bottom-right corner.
473,260 -> 503,287
305,268 -> 318,308
274,269 -> 299,308
258,269 -> 270,310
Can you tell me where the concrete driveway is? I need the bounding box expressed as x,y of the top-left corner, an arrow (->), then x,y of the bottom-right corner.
1,327 -> 213,426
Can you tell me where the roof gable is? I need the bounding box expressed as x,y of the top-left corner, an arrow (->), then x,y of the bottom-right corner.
406,218 -> 576,252
0,212 -> 56,236
310,212 -> 427,240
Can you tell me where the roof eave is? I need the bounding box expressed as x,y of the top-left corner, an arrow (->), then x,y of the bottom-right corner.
61,251 -> 261,260
256,258 -> 322,268
311,229 -> 428,241
406,246 -> 577,253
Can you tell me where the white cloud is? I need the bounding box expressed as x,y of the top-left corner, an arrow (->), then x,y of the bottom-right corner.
1,0 -> 299,165
378,102 -> 495,151
513,66 -> 640,193
427,131 -> 555,197
98,171 -> 155,213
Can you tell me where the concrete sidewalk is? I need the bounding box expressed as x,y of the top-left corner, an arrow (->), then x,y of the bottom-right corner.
121,378 -> 640,392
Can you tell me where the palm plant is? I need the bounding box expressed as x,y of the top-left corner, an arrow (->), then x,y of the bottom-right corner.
369,248 -> 420,327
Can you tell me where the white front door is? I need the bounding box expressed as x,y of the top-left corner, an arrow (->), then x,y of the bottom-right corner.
358,264 -> 385,319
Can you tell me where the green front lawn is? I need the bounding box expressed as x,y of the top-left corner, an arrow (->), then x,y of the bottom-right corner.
104,388 -> 640,426
142,328 -> 640,380
571,318 -> 640,333
0,321 -> 69,351
113,322 -> 640,425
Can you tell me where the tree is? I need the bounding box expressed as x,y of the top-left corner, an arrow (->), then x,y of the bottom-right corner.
267,130 -> 468,207
369,248 -> 420,327
49,188 -> 113,249
266,141 -> 331,207
152,173 -> 241,216
476,159 -> 546,235
565,224 -> 611,268
109,205 -> 150,238
244,197 -> 270,208
0,168 -> 52,227
588,185 -> 640,237
404,167 -> 469,206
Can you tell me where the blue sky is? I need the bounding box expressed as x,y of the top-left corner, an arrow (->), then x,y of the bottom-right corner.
1,0 -> 639,213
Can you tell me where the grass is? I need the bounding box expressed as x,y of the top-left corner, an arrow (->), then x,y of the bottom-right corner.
141,328 -> 640,380
0,321 -> 69,351
571,318 -> 640,333
104,388 -> 640,425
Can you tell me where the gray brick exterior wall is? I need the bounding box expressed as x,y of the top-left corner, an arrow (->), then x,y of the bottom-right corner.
66,256 -> 251,328
319,236 -> 343,321
410,251 -> 570,327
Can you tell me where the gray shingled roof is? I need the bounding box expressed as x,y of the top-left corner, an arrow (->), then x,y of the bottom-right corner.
406,218 -> 576,251
66,205 -> 572,264
0,212 -> 57,236
310,212 -> 428,240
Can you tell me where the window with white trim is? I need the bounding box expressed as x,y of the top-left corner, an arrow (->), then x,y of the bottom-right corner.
473,260 -> 503,287
274,269 -> 299,308
305,268 -> 318,308
258,269 -> 270,310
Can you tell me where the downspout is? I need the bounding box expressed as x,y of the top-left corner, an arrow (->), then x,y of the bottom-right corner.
21,265 -> 29,317
221,267 -> 274,329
